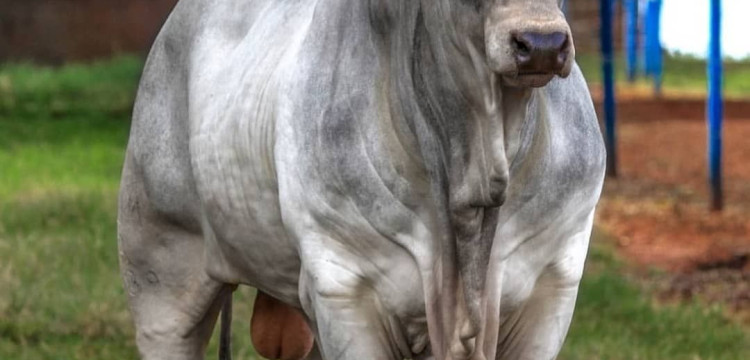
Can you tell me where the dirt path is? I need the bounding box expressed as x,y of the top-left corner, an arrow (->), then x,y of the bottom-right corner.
592,95 -> 750,323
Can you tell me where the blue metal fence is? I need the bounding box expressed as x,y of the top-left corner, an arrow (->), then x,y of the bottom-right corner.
600,0 -> 725,210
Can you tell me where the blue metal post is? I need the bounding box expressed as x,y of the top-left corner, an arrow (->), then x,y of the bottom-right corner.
625,0 -> 639,82
708,0 -> 723,211
653,0 -> 663,94
601,0 -> 617,177
645,0 -> 663,95
638,0 -> 648,73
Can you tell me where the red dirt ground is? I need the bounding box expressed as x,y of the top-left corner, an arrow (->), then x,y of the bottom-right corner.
591,93 -> 750,322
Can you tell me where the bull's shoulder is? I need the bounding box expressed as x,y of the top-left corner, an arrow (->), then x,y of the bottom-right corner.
539,64 -> 606,177
513,63 -> 606,211
500,65 -> 604,238
123,0 -> 221,229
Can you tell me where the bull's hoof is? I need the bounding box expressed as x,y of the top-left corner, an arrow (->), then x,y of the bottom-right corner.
251,291 -> 314,360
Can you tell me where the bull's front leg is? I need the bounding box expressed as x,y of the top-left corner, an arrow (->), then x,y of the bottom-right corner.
495,272 -> 582,360
495,212 -> 594,360
298,240 -> 405,360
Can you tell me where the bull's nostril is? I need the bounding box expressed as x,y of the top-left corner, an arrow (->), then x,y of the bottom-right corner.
513,37 -> 530,54
559,38 -> 570,52
556,38 -> 570,65
512,35 -> 532,63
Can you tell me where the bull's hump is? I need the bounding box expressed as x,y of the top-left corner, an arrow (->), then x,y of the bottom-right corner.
176,1 -> 320,292
187,0 -> 316,212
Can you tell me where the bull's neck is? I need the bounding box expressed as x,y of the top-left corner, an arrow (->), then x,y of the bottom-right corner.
382,3 -> 534,359
390,6 -> 537,218
402,4 -> 534,208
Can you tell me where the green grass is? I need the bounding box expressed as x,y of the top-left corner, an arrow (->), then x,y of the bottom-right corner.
0,57 -> 747,359
0,57 -> 138,359
562,233 -> 749,360
577,53 -> 750,98
0,56 -> 258,359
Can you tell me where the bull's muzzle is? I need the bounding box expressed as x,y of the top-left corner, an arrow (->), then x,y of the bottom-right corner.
485,3 -> 574,88
511,31 -> 571,84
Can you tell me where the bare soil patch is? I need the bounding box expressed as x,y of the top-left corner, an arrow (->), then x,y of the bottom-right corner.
592,95 -> 750,323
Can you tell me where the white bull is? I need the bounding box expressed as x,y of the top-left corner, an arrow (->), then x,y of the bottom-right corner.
118,0 -> 606,359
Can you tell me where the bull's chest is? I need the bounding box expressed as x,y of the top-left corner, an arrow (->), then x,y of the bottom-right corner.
189,123 -> 305,300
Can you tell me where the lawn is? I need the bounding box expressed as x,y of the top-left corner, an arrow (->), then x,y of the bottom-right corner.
576,53 -> 750,99
0,57 -> 747,359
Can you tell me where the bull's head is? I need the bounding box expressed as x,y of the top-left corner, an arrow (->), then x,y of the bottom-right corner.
484,0 -> 574,88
